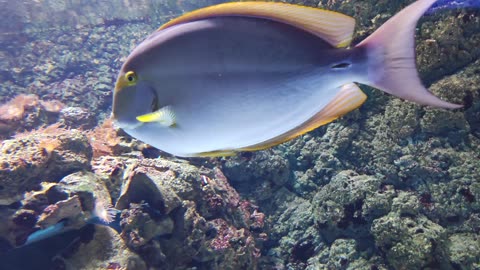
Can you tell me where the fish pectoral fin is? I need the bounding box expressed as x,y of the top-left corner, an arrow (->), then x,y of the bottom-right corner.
136,106 -> 176,127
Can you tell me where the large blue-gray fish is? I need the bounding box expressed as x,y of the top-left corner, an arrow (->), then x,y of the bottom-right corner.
112,0 -> 462,157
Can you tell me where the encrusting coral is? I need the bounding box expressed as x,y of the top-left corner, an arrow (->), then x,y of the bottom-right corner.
86,118 -> 123,158
0,94 -> 64,139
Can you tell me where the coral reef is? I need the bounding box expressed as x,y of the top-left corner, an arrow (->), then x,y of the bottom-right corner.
59,106 -> 96,130
371,212 -> 447,269
0,127 -> 92,205
0,94 -> 64,139
0,130 -> 266,269
113,158 -> 265,269
61,225 -> 147,270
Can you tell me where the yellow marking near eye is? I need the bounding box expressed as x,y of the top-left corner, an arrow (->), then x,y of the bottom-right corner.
125,71 -> 138,86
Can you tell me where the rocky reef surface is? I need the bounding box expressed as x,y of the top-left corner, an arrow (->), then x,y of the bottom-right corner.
0,0 -> 479,270
0,125 -> 266,269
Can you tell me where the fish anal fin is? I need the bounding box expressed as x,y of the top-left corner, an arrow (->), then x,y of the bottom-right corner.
241,83 -> 367,152
307,83 -> 367,127
193,149 -> 237,157
159,2 -> 355,48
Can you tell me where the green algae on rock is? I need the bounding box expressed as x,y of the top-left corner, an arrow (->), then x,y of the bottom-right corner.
446,233 -> 480,269
61,225 -> 147,270
110,158 -> 266,269
371,213 -> 447,269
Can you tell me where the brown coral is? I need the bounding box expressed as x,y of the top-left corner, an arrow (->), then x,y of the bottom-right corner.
14,123 -> 65,158
0,94 -> 38,121
0,127 -> 92,205
86,118 -> 122,158
0,94 -> 65,139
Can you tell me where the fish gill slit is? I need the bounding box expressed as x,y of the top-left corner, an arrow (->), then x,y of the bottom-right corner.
330,62 -> 352,70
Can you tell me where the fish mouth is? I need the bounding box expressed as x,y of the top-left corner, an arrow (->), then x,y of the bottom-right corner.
112,81 -> 158,130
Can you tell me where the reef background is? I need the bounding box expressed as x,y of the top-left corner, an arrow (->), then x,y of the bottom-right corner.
0,0 -> 479,269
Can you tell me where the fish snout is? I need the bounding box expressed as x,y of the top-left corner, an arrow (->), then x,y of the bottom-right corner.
112,82 -> 156,130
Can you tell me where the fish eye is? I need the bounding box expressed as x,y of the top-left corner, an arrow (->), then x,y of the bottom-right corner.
125,71 -> 137,85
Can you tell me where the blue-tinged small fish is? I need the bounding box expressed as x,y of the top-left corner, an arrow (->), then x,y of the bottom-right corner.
24,221 -> 66,245
112,0 -> 463,157
23,200 -> 120,246
427,0 -> 480,14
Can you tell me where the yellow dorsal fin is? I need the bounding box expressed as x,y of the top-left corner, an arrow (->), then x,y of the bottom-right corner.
159,2 -> 355,48
240,83 -> 367,152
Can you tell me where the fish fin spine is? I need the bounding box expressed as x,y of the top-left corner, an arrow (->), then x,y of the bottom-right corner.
159,2 -> 355,47
356,0 -> 462,109
193,150 -> 237,157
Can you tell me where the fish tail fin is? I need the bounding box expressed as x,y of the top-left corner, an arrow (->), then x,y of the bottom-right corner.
356,0 -> 462,109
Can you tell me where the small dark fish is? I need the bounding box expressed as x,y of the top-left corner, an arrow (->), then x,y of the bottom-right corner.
113,0 -> 462,157
427,0 -> 480,14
